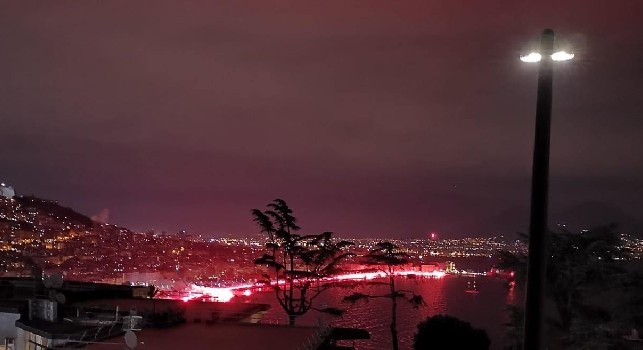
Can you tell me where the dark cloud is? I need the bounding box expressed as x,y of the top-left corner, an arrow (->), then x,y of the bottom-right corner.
1,1 -> 642,237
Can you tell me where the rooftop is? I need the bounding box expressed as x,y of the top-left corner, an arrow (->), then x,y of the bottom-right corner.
71,298 -> 270,322
16,319 -> 95,338
87,323 -> 326,350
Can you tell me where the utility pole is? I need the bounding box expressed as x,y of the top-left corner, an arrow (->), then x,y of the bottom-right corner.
523,28 -> 555,350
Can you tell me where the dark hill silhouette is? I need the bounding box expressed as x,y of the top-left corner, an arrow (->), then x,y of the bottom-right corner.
14,195 -> 94,228
473,201 -> 641,238
552,201 -> 642,235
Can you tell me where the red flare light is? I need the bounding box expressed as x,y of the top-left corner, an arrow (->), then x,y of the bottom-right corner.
164,269 -> 446,303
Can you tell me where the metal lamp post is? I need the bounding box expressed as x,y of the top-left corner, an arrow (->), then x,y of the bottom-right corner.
520,29 -> 573,350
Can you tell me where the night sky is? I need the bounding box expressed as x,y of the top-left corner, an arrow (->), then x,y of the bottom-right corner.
1,1 -> 642,237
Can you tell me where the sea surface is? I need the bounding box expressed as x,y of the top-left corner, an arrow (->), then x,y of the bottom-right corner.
248,259 -> 522,350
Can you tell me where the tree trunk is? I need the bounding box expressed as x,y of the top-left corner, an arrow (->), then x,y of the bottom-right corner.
390,271 -> 399,350
391,297 -> 399,350
289,314 -> 296,326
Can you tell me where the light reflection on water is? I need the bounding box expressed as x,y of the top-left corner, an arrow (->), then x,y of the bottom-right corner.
249,276 -> 521,350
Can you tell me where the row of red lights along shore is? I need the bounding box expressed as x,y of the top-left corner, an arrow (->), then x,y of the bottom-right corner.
168,269 -> 449,303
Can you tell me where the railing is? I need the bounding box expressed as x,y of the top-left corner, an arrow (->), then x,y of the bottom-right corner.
188,310 -> 278,325
54,319 -> 125,348
3,337 -> 14,350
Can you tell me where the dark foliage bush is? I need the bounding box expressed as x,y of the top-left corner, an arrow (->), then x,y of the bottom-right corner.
414,314 -> 490,350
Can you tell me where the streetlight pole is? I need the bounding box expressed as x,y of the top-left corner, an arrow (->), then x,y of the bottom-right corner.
523,28 -> 555,350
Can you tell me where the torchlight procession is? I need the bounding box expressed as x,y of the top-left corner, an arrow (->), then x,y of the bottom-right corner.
172,269 -> 451,303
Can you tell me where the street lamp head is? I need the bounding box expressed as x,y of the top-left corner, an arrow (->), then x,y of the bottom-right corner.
520,30 -> 575,63
520,50 -> 574,63
551,51 -> 574,61
520,52 -> 542,63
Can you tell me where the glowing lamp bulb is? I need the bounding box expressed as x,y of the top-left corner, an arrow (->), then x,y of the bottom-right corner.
551,51 -> 574,61
520,52 -> 542,62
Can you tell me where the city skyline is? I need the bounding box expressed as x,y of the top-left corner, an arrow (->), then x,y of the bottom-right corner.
0,186 -> 640,238
2,1 -> 643,237
1,176 -> 641,350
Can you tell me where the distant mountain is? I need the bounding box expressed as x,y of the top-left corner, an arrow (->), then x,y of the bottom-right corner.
552,201 -> 643,235
477,201 -> 642,238
14,196 -> 95,228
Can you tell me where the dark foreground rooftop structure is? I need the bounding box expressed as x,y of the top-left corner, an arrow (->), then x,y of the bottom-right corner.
0,279 -> 369,350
